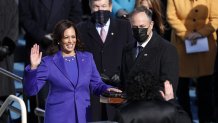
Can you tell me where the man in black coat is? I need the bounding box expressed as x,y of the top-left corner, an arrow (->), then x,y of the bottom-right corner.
77,0 -> 133,121
121,6 -> 179,93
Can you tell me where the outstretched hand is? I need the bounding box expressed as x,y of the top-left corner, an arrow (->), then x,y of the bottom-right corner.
30,44 -> 42,70
107,88 -> 122,93
160,80 -> 174,101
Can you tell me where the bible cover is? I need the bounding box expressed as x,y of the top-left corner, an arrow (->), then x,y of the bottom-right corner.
100,95 -> 126,104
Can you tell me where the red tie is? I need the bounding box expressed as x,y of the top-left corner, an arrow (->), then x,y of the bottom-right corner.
100,27 -> 107,43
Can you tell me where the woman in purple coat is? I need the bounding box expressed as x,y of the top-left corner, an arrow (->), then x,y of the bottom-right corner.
23,20 -> 121,123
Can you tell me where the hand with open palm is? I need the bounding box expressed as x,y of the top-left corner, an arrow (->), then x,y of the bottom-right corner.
30,44 -> 42,70
160,80 -> 174,101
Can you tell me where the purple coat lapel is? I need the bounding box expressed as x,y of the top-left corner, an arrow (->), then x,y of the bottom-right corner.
53,51 -> 77,88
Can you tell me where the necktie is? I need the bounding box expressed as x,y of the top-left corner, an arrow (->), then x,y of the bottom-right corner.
138,46 -> 143,56
100,27 -> 107,43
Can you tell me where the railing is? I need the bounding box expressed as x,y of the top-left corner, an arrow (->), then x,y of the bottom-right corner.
0,95 -> 27,123
0,100 -> 21,114
34,107 -> 45,117
0,67 -> 26,122
0,67 -> 23,82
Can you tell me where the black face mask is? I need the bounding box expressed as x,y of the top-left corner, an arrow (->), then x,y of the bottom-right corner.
132,27 -> 149,43
91,10 -> 111,26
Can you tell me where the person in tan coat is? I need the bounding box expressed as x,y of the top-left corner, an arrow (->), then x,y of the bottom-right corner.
167,0 -> 218,123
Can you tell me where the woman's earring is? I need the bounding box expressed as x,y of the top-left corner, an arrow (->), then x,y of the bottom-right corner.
57,42 -> 60,45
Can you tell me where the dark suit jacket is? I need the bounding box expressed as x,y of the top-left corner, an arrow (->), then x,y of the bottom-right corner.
116,99 -> 192,123
19,0 -> 82,42
121,32 -> 179,91
77,18 -> 133,79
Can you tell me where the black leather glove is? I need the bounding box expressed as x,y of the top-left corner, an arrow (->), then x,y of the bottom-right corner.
101,73 -> 110,83
40,35 -> 53,50
116,9 -> 129,20
0,37 -> 16,61
100,73 -> 120,87
111,74 -> 120,84
2,37 -> 16,55
0,46 -> 9,61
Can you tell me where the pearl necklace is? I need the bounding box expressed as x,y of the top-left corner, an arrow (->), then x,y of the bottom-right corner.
64,56 -> 76,62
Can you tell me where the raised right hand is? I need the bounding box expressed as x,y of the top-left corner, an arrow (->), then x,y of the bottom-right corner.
30,44 -> 42,70
160,80 -> 174,101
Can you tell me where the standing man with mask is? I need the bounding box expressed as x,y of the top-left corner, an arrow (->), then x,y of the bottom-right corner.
121,6 -> 179,94
77,0 -> 133,121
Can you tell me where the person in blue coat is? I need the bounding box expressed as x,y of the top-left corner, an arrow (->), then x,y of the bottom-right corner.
23,20 -> 121,123
112,0 -> 135,18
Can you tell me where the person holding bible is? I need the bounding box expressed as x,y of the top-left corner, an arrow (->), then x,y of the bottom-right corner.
23,20 -> 121,123
167,0 -> 218,122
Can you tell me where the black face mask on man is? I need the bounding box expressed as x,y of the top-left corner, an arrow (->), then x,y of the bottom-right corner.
132,27 -> 149,43
91,10 -> 111,26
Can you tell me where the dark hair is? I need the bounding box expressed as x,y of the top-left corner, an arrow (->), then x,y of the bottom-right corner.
130,6 -> 153,21
126,71 -> 163,101
136,0 -> 165,35
89,0 -> 112,6
46,20 -> 85,55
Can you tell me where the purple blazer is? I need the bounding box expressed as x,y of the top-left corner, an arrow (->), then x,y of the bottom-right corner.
23,51 -> 110,123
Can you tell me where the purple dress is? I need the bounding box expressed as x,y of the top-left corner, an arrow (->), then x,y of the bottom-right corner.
23,51 -> 111,123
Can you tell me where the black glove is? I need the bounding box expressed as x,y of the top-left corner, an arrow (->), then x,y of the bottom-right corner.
0,37 -> 16,61
116,9 -> 129,20
0,46 -> 9,61
101,73 -> 110,83
100,73 -> 120,87
40,36 -> 53,50
111,74 -> 120,84
2,37 -> 16,55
